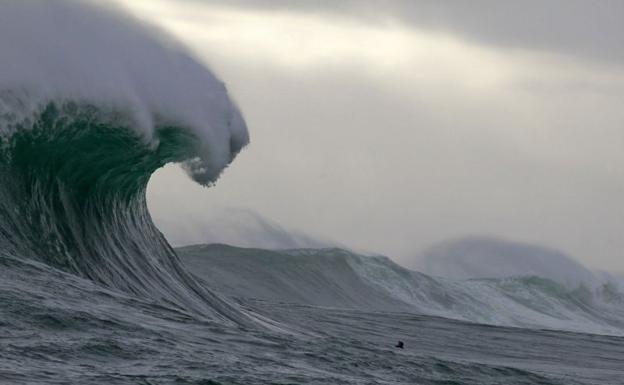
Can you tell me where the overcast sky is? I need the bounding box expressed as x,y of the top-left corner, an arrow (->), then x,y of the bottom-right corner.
115,0 -> 624,271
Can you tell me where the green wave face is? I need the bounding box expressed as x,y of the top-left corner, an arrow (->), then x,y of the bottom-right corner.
0,102 -> 251,326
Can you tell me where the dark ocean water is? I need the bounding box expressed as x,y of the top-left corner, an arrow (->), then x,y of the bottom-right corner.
2,253 -> 624,385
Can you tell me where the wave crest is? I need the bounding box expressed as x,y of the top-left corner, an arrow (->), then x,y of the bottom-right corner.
0,1 -> 251,325
0,0 -> 248,185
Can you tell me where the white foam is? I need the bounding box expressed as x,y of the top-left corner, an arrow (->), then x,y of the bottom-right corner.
0,0 -> 248,184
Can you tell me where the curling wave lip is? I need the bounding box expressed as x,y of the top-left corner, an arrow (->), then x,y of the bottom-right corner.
0,0 -> 256,327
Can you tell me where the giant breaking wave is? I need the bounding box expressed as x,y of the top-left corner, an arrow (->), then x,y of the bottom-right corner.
0,1 -> 252,325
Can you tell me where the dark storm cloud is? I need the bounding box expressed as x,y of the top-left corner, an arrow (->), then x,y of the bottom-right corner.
192,0 -> 624,66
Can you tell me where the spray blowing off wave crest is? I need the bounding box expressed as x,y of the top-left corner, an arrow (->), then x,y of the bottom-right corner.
0,1 -> 252,325
416,237 -> 602,289
0,0 -> 248,184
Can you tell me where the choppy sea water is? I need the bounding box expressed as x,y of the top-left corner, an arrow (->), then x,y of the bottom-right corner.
2,255 -> 623,385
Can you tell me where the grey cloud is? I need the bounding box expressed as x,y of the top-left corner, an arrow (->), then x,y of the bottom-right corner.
148,58 -> 624,271
191,0 -> 624,66
142,0 -> 624,273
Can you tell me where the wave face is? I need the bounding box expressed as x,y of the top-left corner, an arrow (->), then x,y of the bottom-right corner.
179,244 -> 413,311
179,244 -> 624,335
0,1 -> 251,324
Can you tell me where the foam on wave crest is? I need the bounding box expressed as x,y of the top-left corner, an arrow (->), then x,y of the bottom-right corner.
0,0 -> 252,325
0,0 -> 248,184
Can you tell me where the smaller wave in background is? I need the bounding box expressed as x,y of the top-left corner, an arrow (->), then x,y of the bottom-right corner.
415,236 -> 602,289
179,243 -> 624,336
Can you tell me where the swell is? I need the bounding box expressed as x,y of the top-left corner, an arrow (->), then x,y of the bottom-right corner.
0,102 -> 251,325
179,244 -> 624,335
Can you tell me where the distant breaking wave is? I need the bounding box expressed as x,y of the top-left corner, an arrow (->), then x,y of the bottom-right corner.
180,244 -> 624,336
0,1 -> 253,325
416,236 -> 601,289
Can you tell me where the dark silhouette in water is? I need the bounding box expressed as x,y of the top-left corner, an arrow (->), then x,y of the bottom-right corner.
395,341 -> 404,349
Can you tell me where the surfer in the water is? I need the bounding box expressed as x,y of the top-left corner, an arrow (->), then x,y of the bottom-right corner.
395,341 -> 404,349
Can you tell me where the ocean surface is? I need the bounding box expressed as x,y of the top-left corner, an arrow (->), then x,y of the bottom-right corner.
2,245 -> 624,385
